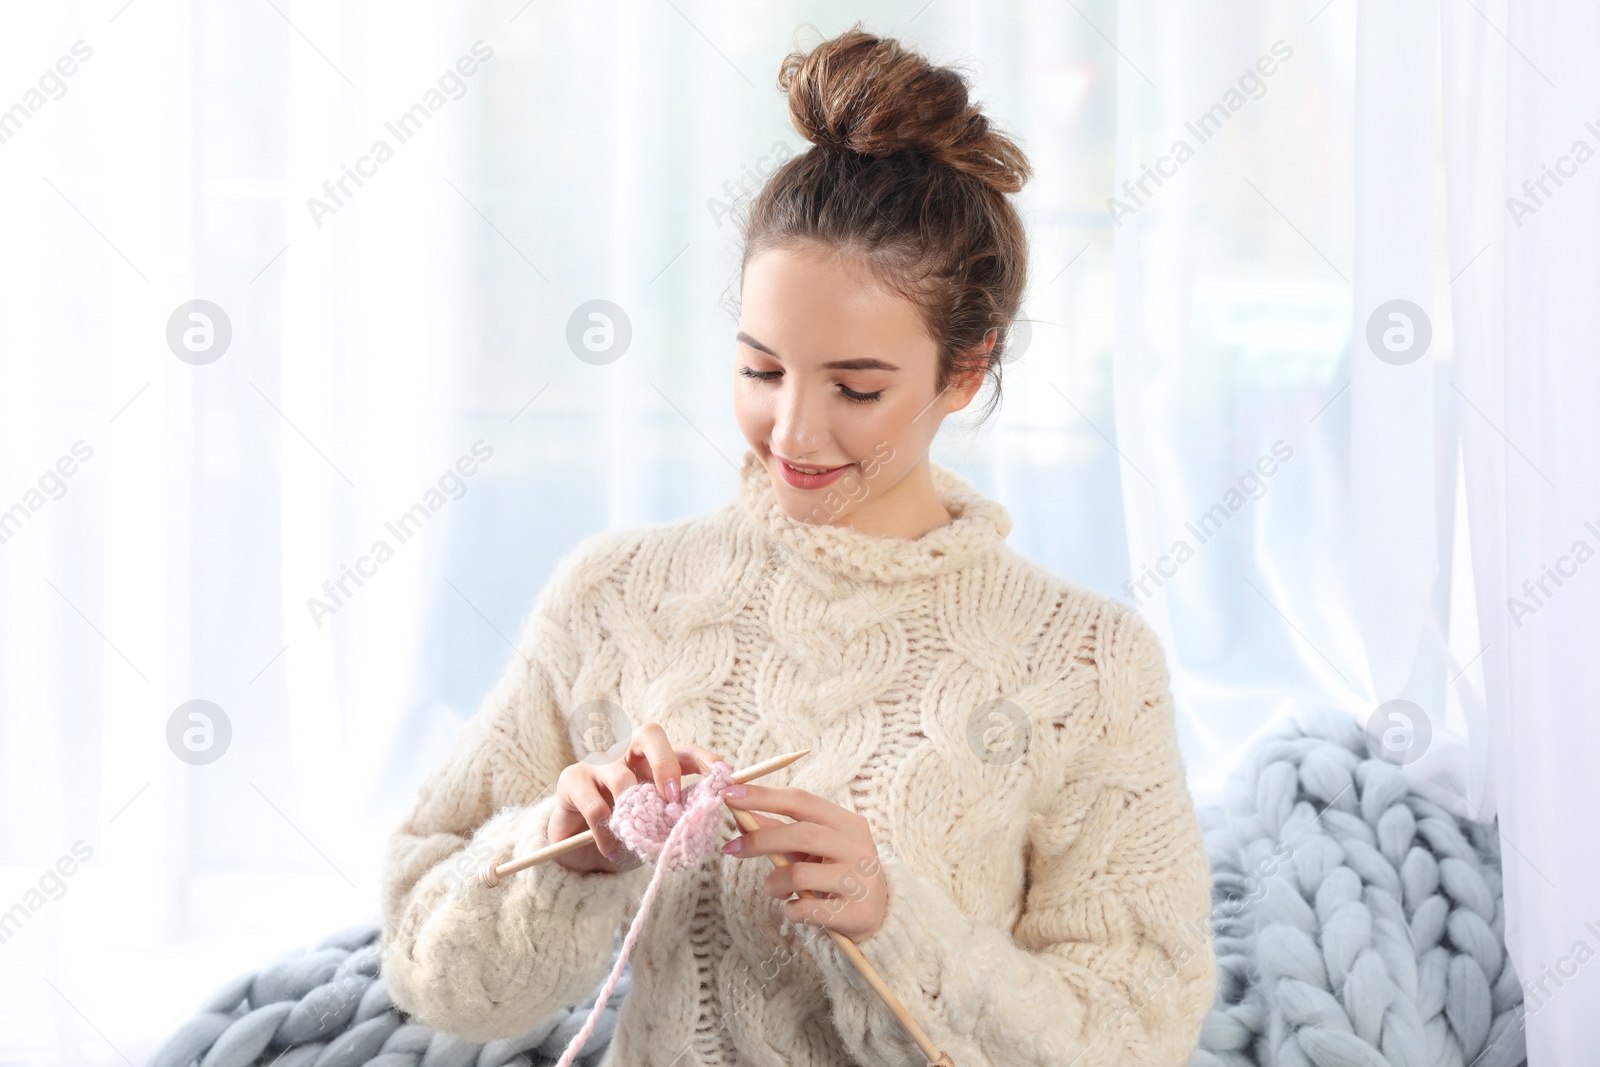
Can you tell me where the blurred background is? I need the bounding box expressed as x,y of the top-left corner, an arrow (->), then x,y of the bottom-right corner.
4,0 -> 1598,1063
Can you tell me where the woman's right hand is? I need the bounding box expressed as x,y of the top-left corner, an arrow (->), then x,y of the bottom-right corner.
549,722 -> 728,874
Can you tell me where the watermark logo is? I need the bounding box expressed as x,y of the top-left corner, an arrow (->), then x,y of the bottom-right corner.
305,41 -> 494,228
566,698 -> 633,765
167,700 -> 232,765
0,41 -> 94,149
567,299 -> 632,365
793,440 -> 896,526
709,848 -> 889,1036
1364,698 -> 1432,766
439,835 -> 497,895
1506,118 -> 1600,230
0,840 -> 94,947
1506,518 -> 1600,628
1108,40 -> 1294,226
0,440 -> 94,548
306,441 -> 494,628
1365,299 -> 1431,365
707,139 -> 797,228
167,300 -> 232,365
964,698 -> 1030,766
1522,917 -> 1600,1019
1123,441 -> 1294,609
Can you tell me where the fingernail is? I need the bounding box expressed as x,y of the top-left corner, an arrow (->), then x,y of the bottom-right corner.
603,846 -> 619,863
665,779 -> 680,803
720,785 -> 746,800
721,837 -> 742,854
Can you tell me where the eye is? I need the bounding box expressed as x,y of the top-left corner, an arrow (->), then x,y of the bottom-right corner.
739,366 -> 884,404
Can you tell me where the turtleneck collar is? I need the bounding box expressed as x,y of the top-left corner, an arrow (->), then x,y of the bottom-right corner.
732,447 -> 1013,585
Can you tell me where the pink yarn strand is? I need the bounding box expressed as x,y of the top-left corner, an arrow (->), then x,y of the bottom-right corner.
552,761 -> 735,1067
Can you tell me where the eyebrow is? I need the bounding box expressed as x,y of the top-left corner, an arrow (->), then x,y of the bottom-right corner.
737,331 -> 902,372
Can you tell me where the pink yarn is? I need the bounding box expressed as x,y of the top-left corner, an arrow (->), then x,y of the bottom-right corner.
551,760 -> 736,1067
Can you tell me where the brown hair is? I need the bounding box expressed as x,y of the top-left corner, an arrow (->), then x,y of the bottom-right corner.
736,23 -> 1032,427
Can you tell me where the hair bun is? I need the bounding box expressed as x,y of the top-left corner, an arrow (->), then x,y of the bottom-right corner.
778,26 -> 1030,195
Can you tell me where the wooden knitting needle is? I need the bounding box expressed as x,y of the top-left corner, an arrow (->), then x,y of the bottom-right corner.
693,755 -> 957,1067
479,748 -> 811,887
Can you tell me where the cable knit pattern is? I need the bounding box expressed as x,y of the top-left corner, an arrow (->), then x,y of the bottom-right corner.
380,446 -> 1217,1067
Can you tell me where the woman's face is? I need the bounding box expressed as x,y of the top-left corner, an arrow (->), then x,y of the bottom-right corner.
733,242 -> 986,527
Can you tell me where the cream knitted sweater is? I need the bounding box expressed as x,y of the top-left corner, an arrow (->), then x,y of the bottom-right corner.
381,447 -> 1217,1067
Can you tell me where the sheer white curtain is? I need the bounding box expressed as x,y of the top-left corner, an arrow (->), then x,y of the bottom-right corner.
3,1 -> 1594,1064
1105,0 -> 1600,1060
1103,3 -> 1403,804
0,2 -> 499,1061
1444,1 -> 1600,1060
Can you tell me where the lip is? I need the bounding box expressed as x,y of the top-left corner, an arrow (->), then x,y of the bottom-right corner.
771,454 -> 852,490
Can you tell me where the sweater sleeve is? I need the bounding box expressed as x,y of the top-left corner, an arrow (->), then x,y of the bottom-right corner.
798,607 -> 1217,1067
379,532 -> 654,1043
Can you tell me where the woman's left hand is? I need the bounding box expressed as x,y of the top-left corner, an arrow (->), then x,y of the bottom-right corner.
719,783 -> 888,941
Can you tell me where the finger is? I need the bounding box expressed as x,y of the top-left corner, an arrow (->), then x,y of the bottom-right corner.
784,893 -> 860,929
725,819 -> 837,862
720,783 -> 866,833
729,811 -> 812,865
567,776 -> 624,859
674,743 -> 730,778
629,723 -> 680,802
596,761 -> 640,808
763,860 -> 850,901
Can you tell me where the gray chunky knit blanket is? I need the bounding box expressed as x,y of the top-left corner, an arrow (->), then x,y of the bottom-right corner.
148,922 -> 630,1067
1190,708 -> 1525,1067
147,709 -> 1526,1067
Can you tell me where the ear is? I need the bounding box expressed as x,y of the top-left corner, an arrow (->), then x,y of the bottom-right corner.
944,335 -> 994,410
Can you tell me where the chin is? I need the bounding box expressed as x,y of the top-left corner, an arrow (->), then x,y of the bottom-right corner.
770,486 -> 837,526
769,485 -> 807,515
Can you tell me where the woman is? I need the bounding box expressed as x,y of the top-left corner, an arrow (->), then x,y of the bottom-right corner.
381,25 -> 1216,1067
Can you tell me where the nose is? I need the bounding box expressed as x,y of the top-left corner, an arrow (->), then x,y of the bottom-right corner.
770,377 -> 825,458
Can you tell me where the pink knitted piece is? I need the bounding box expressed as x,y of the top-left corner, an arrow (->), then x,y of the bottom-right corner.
551,760 -> 736,1067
